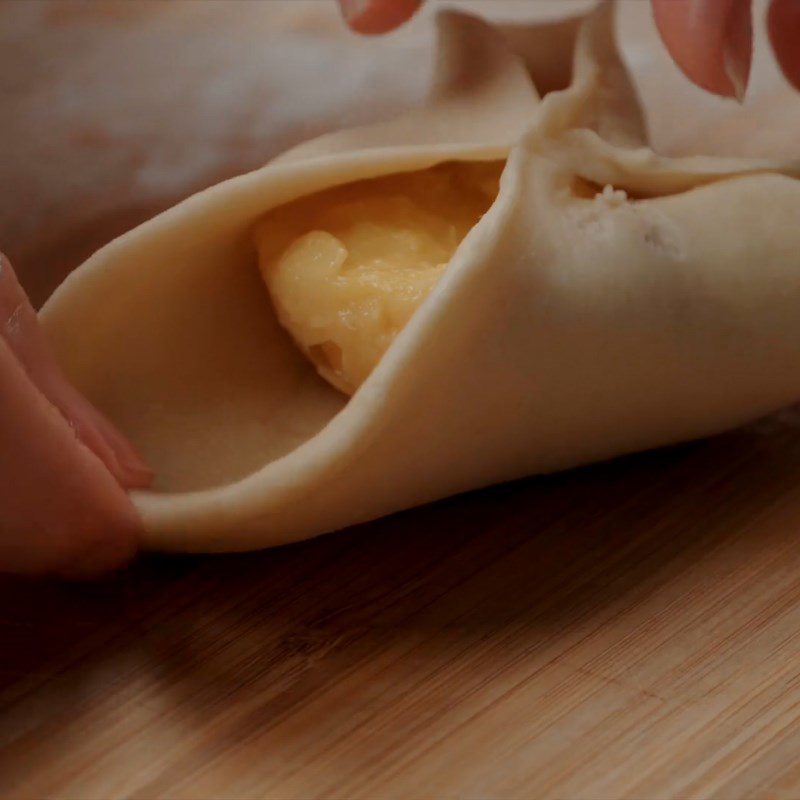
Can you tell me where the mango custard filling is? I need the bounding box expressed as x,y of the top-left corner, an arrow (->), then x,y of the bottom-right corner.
254,160 -> 504,395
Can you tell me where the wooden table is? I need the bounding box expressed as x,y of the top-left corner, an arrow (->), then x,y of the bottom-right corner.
4,420 -> 800,798
4,2 -> 800,797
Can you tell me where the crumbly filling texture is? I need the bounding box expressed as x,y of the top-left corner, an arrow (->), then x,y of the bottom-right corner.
254,161 -> 503,394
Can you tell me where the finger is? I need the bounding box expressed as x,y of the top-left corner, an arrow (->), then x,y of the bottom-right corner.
339,0 -> 423,35
767,0 -> 800,91
0,254 -> 152,489
0,335 -> 140,577
652,0 -> 753,100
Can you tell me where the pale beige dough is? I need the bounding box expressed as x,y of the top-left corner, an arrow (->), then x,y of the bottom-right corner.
40,3 -> 800,552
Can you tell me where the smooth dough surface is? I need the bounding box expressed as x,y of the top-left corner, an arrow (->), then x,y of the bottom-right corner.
41,2 -> 800,552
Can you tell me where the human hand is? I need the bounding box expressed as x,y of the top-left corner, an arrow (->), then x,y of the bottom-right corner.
0,254 -> 151,578
337,0 -> 800,99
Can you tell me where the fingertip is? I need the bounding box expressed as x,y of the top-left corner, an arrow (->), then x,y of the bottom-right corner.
652,0 -> 752,100
57,514 -> 140,580
0,327 -> 143,580
0,251 -> 153,491
768,0 -> 800,92
67,393 -> 155,490
37,459 -> 142,580
340,0 -> 423,35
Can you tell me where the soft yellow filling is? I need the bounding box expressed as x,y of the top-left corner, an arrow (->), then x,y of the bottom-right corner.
254,160 -> 503,395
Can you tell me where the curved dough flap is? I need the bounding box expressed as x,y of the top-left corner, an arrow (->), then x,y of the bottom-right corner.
42,3 -> 800,551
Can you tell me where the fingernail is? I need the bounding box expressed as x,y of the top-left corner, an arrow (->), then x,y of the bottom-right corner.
339,0 -> 422,35
723,52 -> 748,102
80,399 -> 154,490
768,0 -> 800,92
722,0 -> 753,102
653,0 -> 753,100
46,378 -> 154,490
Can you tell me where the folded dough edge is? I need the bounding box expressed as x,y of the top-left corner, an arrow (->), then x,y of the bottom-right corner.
41,3 -> 800,551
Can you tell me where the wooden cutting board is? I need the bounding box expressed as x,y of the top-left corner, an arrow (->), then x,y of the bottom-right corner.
4,421 -> 800,799
3,2 -> 800,798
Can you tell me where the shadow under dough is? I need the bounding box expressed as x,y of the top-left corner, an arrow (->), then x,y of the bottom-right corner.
2,410 -> 800,794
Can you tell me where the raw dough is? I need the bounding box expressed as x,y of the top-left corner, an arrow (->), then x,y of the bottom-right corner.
41,3 -> 800,551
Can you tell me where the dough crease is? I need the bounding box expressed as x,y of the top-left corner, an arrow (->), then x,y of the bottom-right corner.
42,3 -> 800,551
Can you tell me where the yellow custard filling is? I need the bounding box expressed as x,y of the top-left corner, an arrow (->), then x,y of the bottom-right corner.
254,160 -> 503,395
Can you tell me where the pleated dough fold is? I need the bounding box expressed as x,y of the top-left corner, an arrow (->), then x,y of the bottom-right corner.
41,3 -> 800,551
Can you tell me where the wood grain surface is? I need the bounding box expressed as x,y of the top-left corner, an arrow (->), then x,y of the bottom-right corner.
5,421 -> 800,799
4,2 -> 800,798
